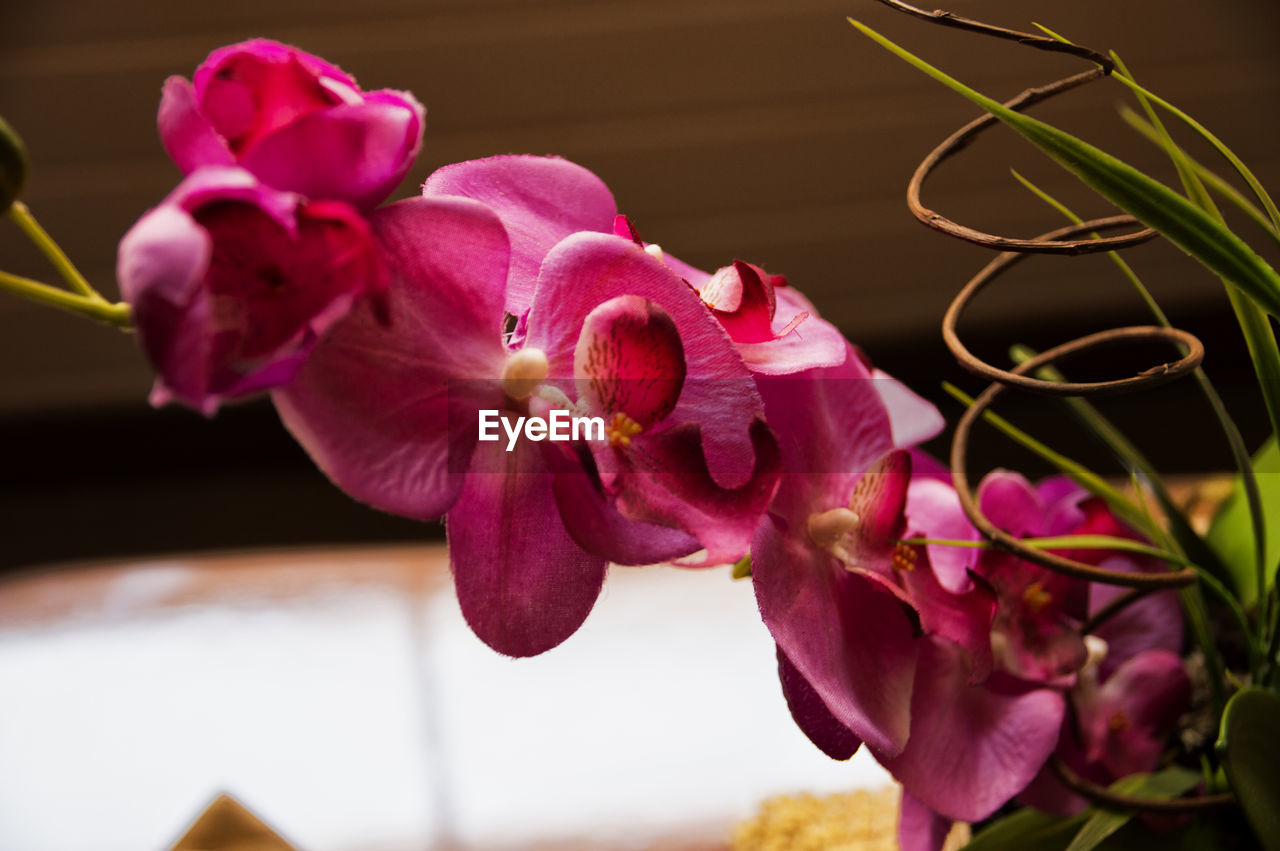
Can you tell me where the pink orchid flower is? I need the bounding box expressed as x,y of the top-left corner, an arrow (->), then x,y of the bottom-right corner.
894,475 -> 1186,846
1019,646 -> 1191,816
159,39 -> 425,210
274,163 -> 779,657
750,346 -> 948,757
117,165 -> 385,415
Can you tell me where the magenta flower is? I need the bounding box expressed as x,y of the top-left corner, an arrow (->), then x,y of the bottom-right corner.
274,162 -> 779,656
750,347 -> 944,756
117,166 -> 385,415
159,39 -> 424,210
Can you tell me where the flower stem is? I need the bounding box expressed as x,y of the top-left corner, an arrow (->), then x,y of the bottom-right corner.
7,201 -> 101,300
0,269 -> 131,327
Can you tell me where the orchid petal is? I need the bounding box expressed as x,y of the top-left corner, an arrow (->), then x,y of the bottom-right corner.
880,638 -> 1066,822
700,261 -> 777,343
872,368 -> 945,449
898,792 -> 953,851
573,295 -> 685,429
273,196 -> 510,519
776,646 -> 862,761
424,155 -> 617,316
1090,557 -> 1183,678
844,449 -> 912,574
752,518 -> 918,756
526,231 -> 764,489
602,419 -> 781,565
157,77 -> 235,174
977,470 -> 1046,538
549,459 -> 701,565
447,438 -> 607,657
905,477 -> 980,593
241,97 -> 423,210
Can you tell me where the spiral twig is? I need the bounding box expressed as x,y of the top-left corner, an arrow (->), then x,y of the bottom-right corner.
878,0 -> 1235,813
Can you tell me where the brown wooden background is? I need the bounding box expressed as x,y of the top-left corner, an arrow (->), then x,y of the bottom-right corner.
3,0 -> 1279,566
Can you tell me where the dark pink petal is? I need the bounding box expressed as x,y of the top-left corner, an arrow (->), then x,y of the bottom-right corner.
158,77 -> 235,175
754,345 -> 895,524
599,418 -> 780,565
1089,557 -> 1183,678
193,42 -> 350,154
273,196 -> 511,519
901,560 -> 996,684
1040,477 -> 1089,535
549,459 -> 701,566
777,646 -> 862,761
905,477 -> 980,593
898,792 -> 953,851
526,232 -> 764,489
424,155 -> 617,316
978,469 -> 1047,538
879,638 -> 1066,821
446,438 -> 607,657
844,449 -> 912,573
700,261 -> 777,343
573,295 -> 685,429
241,96 -> 424,210
119,168 -> 382,414
193,39 -> 359,104
872,368 -> 946,449
1083,650 -> 1189,777
752,518 -> 918,756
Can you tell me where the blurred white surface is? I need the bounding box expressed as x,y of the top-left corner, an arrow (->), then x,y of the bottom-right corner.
0,549 -> 892,850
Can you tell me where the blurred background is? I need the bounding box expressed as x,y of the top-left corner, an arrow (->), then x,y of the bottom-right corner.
2,0 -> 1280,565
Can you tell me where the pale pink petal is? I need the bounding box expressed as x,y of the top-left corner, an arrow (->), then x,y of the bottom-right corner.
872,368 -> 946,448
905,477 -> 980,593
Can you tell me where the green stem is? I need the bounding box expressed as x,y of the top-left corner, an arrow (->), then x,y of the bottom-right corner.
0,269 -> 131,327
901,534 -> 1192,566
7,201 -> 102,300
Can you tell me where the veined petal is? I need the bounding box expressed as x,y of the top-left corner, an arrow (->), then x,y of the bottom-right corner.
447,438 -> 608,657
776,646 -> 862,761
573,295 -> 685,430
843,449 -> 912,574
752,518 -> 918,755
273,195 -> 510,520
423,155 -> 617,316
879,638 -> 1066,822
526,231 -> 764,489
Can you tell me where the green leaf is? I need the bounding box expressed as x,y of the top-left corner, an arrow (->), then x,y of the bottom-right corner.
965,807 -> 1089,851
847,19 -> 1280,320
0,115 -> 27,212
1219,687 -> 1280,850
1063,767 -> 1200,851
1207,436 -> 1280,605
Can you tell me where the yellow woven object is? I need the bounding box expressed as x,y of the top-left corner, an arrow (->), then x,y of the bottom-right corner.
731,787 -> 970,851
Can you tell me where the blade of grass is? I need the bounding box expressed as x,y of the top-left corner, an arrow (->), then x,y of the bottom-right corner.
848,18 -> 1280,320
